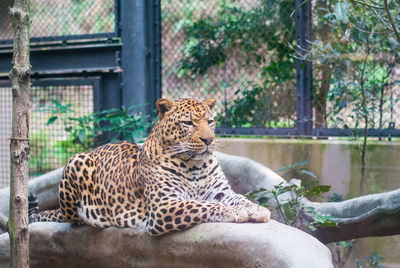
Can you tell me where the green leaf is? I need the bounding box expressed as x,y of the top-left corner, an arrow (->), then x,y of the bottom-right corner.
47,116 -> 58,126
334,2 -> 349,24
297,169 -> 318,180
78,129 -> 86,143
275,160 -> 309,173
310,185 -> 331,196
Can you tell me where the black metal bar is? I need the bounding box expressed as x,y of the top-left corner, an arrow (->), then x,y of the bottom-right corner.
295,0 -> 313,136
121,0 -> 148,114
0,44 -> 121,75
120,0 -> 161,115
214,127 -> 400,138
0,32 -> 118,46
0,39 -> 121,51
115,0 -> 122,37
216,127 -> 299,136
0,77 -> 98,87
312,128 -> 400,138
93,72 -> 122,145
146,0 -> 162,110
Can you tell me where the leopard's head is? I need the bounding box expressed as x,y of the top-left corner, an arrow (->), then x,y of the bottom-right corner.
155,98 -> 216,160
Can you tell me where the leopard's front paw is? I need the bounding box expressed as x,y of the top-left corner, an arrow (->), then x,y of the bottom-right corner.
247,205 -> 271,223
231,206 -> 250,223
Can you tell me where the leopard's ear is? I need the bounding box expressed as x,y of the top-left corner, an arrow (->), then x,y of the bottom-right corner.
203,98 -> 216,110
156,98 -> 174,118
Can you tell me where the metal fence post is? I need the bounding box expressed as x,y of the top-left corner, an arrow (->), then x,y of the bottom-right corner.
146,0 -> 162,107
295,0 -> 313,136
93,73 -> 122,145
120,0 -> 161,116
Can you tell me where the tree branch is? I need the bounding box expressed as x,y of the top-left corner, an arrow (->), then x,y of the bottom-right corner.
304,189 -> 400,243
384,0 -> 400,44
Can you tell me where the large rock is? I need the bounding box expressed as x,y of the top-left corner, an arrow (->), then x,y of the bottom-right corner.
0,220 -> 332,268
0,152 -> 333,266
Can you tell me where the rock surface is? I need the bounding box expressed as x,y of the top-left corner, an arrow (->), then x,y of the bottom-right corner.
0,152 -> 334,267
0,220 -> 333,268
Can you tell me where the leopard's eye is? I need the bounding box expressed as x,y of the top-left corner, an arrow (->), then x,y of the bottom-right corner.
182,121 -> 194,126
208,120 -> 214,125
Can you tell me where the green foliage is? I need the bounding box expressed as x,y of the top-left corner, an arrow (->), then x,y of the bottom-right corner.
355,253 -> 386,268
176,0 -> 296,127
217,85 -> 296,128
44,100 -> 94,151
94,106 -> 154,144
309,0 -> 400,129
44,101 -> 152,151
178,1 -> 294,76
245,161 -> 337,229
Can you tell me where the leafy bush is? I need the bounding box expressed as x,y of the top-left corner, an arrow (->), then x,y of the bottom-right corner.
45,101 -> 153,151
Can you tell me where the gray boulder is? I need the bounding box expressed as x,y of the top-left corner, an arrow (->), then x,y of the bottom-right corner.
0,220 -> 333,268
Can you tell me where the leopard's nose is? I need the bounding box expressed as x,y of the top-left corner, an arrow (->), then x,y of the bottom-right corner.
200,137 -> 214,145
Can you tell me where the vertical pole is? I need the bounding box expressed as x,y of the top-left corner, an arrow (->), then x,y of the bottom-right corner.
120,0 -> 161,115
295,0 -> 313,136
121,0 -> 148,114
146,0 -> 162,106
93,73 -> 122,145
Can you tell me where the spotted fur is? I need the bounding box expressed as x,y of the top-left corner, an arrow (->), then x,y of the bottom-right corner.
30,98 -> 270,235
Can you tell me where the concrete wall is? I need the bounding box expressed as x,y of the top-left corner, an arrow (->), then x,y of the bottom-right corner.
217,138 -> 400,268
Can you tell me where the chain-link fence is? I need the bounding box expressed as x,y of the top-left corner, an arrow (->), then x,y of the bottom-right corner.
161,0 -> 297,128
321,69 -> 400,130
0,84 -> 93,188
161,0 -> 400,133
0,0 -> 116,42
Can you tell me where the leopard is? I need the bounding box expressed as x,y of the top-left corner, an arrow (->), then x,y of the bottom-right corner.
29,98 -> 271,236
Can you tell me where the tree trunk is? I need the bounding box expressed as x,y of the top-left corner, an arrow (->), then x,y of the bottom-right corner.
314,65 -> 332,128
313,1 -> 333,128
7,0 -> 31,267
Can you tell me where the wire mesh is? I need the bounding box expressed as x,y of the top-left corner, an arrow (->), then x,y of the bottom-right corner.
0,0 -> 116,41
161,0 -> 297,128
313,58 -> 400,131
0,84 -> 93,188
0,87 -> 12,188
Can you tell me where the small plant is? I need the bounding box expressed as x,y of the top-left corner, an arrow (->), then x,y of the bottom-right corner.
245,161 -> 337,230
330,240 -> 355,268
355,253 -> 385,268
45,100 -> 94,150
246,181 -> 336,229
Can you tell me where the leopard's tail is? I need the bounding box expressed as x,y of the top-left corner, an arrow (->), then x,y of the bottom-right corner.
28,193 -> 64,223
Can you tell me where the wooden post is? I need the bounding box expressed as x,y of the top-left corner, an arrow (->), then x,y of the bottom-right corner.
7,0 -> 31,267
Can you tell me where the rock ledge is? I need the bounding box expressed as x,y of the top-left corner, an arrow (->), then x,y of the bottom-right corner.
0,220 -> 332,268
